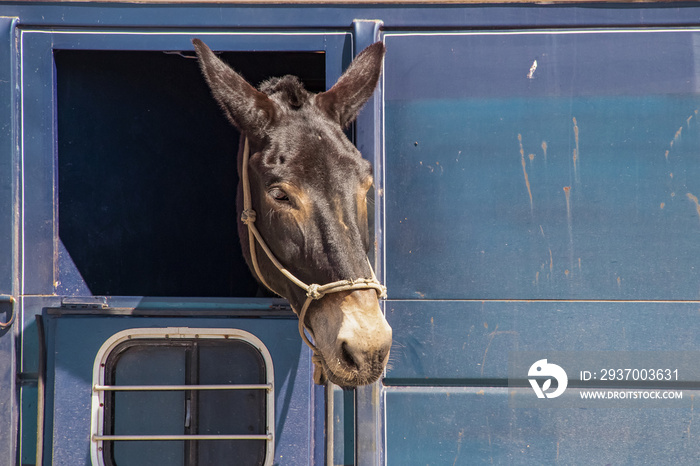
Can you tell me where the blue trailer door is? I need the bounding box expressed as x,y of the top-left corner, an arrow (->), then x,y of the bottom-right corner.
17,28 -> 360,465
382,29 -> 700,464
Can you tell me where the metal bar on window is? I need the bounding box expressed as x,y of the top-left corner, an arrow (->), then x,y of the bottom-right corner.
93,434 -> 273,441
94,383 -> 272,391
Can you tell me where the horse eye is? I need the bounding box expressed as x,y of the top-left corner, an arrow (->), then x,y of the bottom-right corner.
269,187 -> 290,202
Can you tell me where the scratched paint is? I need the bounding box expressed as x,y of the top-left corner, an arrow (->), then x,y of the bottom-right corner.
386,95 -> 700,300
563,186 -> 574,278
518,134 -> 534,211
541,141 -> 548,163
572,117 -> 580,183
526,59 -> 537,79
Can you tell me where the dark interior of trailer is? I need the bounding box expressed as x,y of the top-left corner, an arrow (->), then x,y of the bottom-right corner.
55,49 -> 326,297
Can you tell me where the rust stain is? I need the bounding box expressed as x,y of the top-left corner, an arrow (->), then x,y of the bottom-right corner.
519,134 -> 534,210
572,118 -> 580,182
541,141 -> 548,162
665,149 -> 670,161
518,134 -> 524,157
529,153 -> 535,162
453,428 -> 466,466
564,186 -> 574,276
686,192 -> 700,223
573,117 -> 580,160
549,248 -> 553,274
617,276 -> 622,288
564,269 -> 570,277
660,202 -> 665,209
481,324 -> 518,377
675,126 -> 683,143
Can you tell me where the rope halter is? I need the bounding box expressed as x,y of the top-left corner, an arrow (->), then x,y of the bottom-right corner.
239,138 -> 387,383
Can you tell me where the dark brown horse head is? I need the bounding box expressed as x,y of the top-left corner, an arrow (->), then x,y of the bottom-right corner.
193,39 -> 391,388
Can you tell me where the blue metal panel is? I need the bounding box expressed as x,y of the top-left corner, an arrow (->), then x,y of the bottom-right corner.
384,30 -> 700,300
20,31 -> 55,296
385,387 -> 700,465
0,15 -> 18,466
21,296 -> 59,466
381,24 -> 700,466
0,3 -> 699,30
0,16 -> 17,296
386,300 -> 700,383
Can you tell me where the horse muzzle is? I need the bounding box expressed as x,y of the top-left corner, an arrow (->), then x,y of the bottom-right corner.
306,288 -> 392,388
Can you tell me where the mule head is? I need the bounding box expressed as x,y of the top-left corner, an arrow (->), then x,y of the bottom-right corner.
193,39 -> 391,388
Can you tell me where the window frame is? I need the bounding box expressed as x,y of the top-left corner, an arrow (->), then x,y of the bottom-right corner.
90,327 -> 275,466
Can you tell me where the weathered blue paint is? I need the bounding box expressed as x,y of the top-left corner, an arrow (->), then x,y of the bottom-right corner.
381,26 -> 700,464
384,30 -> 700,301
386,301 -> 700,382
386,387 -> 700,465
4,2 -> 700,466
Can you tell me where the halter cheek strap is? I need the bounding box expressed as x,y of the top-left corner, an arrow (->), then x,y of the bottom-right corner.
239,138 -> 387,383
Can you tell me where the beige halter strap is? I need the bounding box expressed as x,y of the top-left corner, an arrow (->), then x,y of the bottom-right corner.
239,138 -> 387,379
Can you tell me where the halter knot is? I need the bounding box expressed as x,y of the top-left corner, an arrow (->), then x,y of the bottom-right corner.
241,209 -> 257,225
306,284 -> 324,300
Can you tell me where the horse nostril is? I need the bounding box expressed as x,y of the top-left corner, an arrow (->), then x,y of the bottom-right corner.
340,342 -> 359,369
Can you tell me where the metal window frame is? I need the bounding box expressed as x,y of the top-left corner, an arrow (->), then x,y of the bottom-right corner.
90,327 -> 275,466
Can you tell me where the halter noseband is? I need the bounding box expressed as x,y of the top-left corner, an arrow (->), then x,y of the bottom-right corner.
239,138 -> 387,383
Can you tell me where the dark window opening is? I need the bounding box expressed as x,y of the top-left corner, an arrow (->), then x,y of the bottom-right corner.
102,338 -> 269,466
55,50 -> 326,296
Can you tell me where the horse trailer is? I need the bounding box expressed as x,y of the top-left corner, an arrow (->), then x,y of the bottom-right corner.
2,1 -> 700,465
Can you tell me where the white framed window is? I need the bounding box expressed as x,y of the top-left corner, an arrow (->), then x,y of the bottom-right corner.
90,328 -> 274,466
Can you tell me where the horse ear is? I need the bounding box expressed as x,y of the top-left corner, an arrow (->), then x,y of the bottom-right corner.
192,39 -> 275,139
316,41 -> 385,128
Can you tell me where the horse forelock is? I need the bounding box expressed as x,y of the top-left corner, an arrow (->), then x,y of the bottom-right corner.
259,75 -> 310,110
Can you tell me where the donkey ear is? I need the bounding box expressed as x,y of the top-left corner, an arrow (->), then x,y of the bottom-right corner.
316,41 -> 385,128
192,39 -> 276,139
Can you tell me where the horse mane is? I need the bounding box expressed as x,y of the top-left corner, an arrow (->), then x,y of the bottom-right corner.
259,75 -> 310,110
